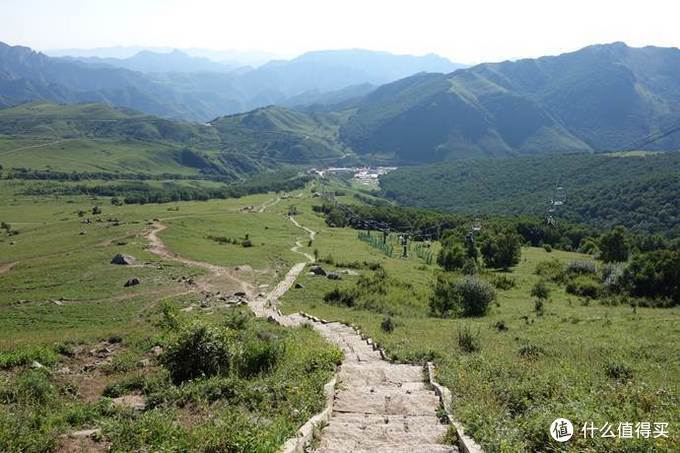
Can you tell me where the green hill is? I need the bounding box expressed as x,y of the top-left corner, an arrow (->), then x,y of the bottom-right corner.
341,43 -> 680,162
380,152 -> 680,236
210,106 -> 350,164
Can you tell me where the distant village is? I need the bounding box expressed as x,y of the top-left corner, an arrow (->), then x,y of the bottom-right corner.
307,166 -> 398,186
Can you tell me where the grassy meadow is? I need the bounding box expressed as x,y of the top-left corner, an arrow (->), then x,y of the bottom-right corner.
278,186 -> 680,452
0,181 -> 341,452
1,176 -> 678,452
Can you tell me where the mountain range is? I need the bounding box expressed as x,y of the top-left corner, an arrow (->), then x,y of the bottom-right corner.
2,42 -> 680,163
0,42 -> 464,121
340,43 -> 680,161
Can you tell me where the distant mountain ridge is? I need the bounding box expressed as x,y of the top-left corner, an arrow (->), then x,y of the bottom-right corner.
0,42 -> 464,120
340,42 -> 680,161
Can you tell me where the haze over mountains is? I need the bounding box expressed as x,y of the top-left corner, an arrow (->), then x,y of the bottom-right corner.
2,41 -> 680,162
0,42 -> 464,120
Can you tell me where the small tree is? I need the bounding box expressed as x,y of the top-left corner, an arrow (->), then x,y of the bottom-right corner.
429,275 -> 496,318
480,231 -> 521,270
599,226 -> 629,263
437,243 -> 467,271
530,280 -> 550,301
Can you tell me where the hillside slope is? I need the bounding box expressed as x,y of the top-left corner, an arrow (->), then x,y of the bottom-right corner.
210,106 -> 350,164
341,43 -> 680,161
379,152 -> 680,235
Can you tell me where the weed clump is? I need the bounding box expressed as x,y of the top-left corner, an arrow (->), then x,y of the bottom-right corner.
430,276 -> 495,318
162,323 -> 236,384
605,362 -> 634,381
457,326 -> 481,353
381,317 -> 395,333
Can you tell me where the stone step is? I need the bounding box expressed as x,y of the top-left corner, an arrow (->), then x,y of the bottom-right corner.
316,444 -> 458,453
338,362 -> 425,385
333,385 -> 441,416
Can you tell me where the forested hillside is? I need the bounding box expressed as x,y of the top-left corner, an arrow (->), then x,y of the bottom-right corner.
380,152 -> 680,236
342,43 -> 680,161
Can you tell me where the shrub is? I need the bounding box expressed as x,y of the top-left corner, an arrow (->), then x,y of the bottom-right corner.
491,275 -> 516,290
437,243 -> 467,271
599,226 -> 629,262
381,317 -> 395,333
241,239 -> 253,248
323,288 -> 356,307
429,276 -> 496,318
566,276 -> 602,299
530,280 -> 550,301
457,326 -> 481,353
238,336 -> 283,377
605,362 -> 634,381
15,370 -> 55,404
518,344 -> 544,359
543,244 -> 552,253
620,249 -> 680,305
493,320 -> 508,331
565,260 -> 597,276
161,323 -> 236,384
480,231 -> 522,269
534,259 -> 566,283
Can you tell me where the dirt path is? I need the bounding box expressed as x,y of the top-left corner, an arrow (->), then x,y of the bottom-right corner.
145,222 -> 254,297
0,261 -> 17,276
144,212 -> 456,452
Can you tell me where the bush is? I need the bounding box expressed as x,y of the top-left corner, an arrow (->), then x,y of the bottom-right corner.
491,275 -> 516,290
161,322 -> 236,384
566,276 -> 602,299
530,280 -> 550,301
241,239 -> 253,248
543,244 -> 552,253
620,249 -> 680,305
605,362 -> 634,381
323,288 -> 356,307
238,336 -> 283,377
565,260 -> 597,276
457,326 -> 481,353
437,243 -> 467,271
480,231 -> 522,269
381,317 -> 395,333
534,259 -> 566,283
429,276 -> 496,318
599,226 -> 629,263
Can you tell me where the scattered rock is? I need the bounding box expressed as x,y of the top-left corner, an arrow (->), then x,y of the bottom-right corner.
56,366 -> 71,374
138,359 -> 151,368
79,230 -> 87,235
150,346 -> 163,357
309,265 -> 327,276
31,360 -> 45,369
327,272 -> 342,280
235,265 -> 253,272
111,254 -> 135,265
112,394 -> 146,412
295,283 -> 304,289
234,291 -> 246,297
68,429 -> 101,439
124,278 -> 140,287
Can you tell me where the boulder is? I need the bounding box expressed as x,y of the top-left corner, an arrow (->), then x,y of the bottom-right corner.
294,283 -> 304,289
111,254 -> 135,265
124,278 -> 140,287
309,265 -> 327,276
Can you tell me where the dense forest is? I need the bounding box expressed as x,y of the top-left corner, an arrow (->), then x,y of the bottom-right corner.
380,152 -> 680,236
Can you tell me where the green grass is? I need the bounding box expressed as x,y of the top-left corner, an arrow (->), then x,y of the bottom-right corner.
279,187 -> 680,452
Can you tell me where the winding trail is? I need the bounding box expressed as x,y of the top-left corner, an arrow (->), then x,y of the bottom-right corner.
144,209 -> 456,452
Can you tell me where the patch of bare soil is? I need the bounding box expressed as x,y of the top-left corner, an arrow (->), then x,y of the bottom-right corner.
0,261 -> 17,276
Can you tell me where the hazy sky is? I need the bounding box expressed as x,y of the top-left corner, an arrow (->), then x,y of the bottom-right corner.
2,0 -> 679,63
